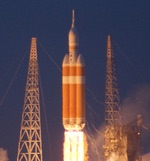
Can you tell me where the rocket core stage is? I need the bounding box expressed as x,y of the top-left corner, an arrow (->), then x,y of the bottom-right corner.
62,10 -> 86,131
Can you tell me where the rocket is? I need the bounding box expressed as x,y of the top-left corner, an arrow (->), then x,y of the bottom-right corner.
62,10 -> 85,131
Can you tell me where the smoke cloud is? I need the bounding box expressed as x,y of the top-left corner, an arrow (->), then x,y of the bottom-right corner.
0,148 -> 9,161
88,84 -> 150,160
122,84 -> 150,128
122,84 -> 150,153
87,125 -> 104,161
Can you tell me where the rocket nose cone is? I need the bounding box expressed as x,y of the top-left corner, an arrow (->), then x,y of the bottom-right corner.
69,27 -> 79,45
62,54 -> 69,64
76,54 -> 85,66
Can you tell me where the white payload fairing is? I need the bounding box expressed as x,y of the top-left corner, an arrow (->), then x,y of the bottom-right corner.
62,10 -> 85,131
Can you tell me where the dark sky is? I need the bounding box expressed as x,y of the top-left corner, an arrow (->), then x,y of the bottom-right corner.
0,1 -> 150,161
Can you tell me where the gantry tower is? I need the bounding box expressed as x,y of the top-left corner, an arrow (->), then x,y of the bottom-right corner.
17,38 -> 43,161
104,35 -> 127,161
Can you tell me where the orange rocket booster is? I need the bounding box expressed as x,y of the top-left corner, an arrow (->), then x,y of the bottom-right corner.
62,10 -> 85,130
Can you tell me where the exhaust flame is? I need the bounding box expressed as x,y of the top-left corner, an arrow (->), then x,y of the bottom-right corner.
64,131 -> 85,161
107,152 -> 119,161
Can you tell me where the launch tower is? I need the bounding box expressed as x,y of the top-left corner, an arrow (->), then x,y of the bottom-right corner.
104,35 -> 127,161
16,38 -> 43,161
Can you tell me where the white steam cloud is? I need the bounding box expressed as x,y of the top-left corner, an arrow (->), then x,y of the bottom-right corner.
122,85 -> 150,143
88,84 -> 150,160
122,84 -> 150,127
87,125 -> 104,161
122,84 -> 150,157
0,148 -> 9,161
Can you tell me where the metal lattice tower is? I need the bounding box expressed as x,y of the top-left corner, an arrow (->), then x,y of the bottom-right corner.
104,35 -> 125,161
17,38 -> 43,161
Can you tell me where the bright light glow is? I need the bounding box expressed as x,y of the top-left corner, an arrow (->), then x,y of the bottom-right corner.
64,131 -> 85,161
108,153 -> 119,161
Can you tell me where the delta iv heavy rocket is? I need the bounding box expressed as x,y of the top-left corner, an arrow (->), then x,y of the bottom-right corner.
62,10 -> 85,131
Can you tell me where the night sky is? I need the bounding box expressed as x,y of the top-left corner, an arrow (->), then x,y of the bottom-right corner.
0,1 -> 150,161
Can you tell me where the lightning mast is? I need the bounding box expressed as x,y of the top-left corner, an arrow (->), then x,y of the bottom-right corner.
104,35 -> 126,161
17,38 -> 43,161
